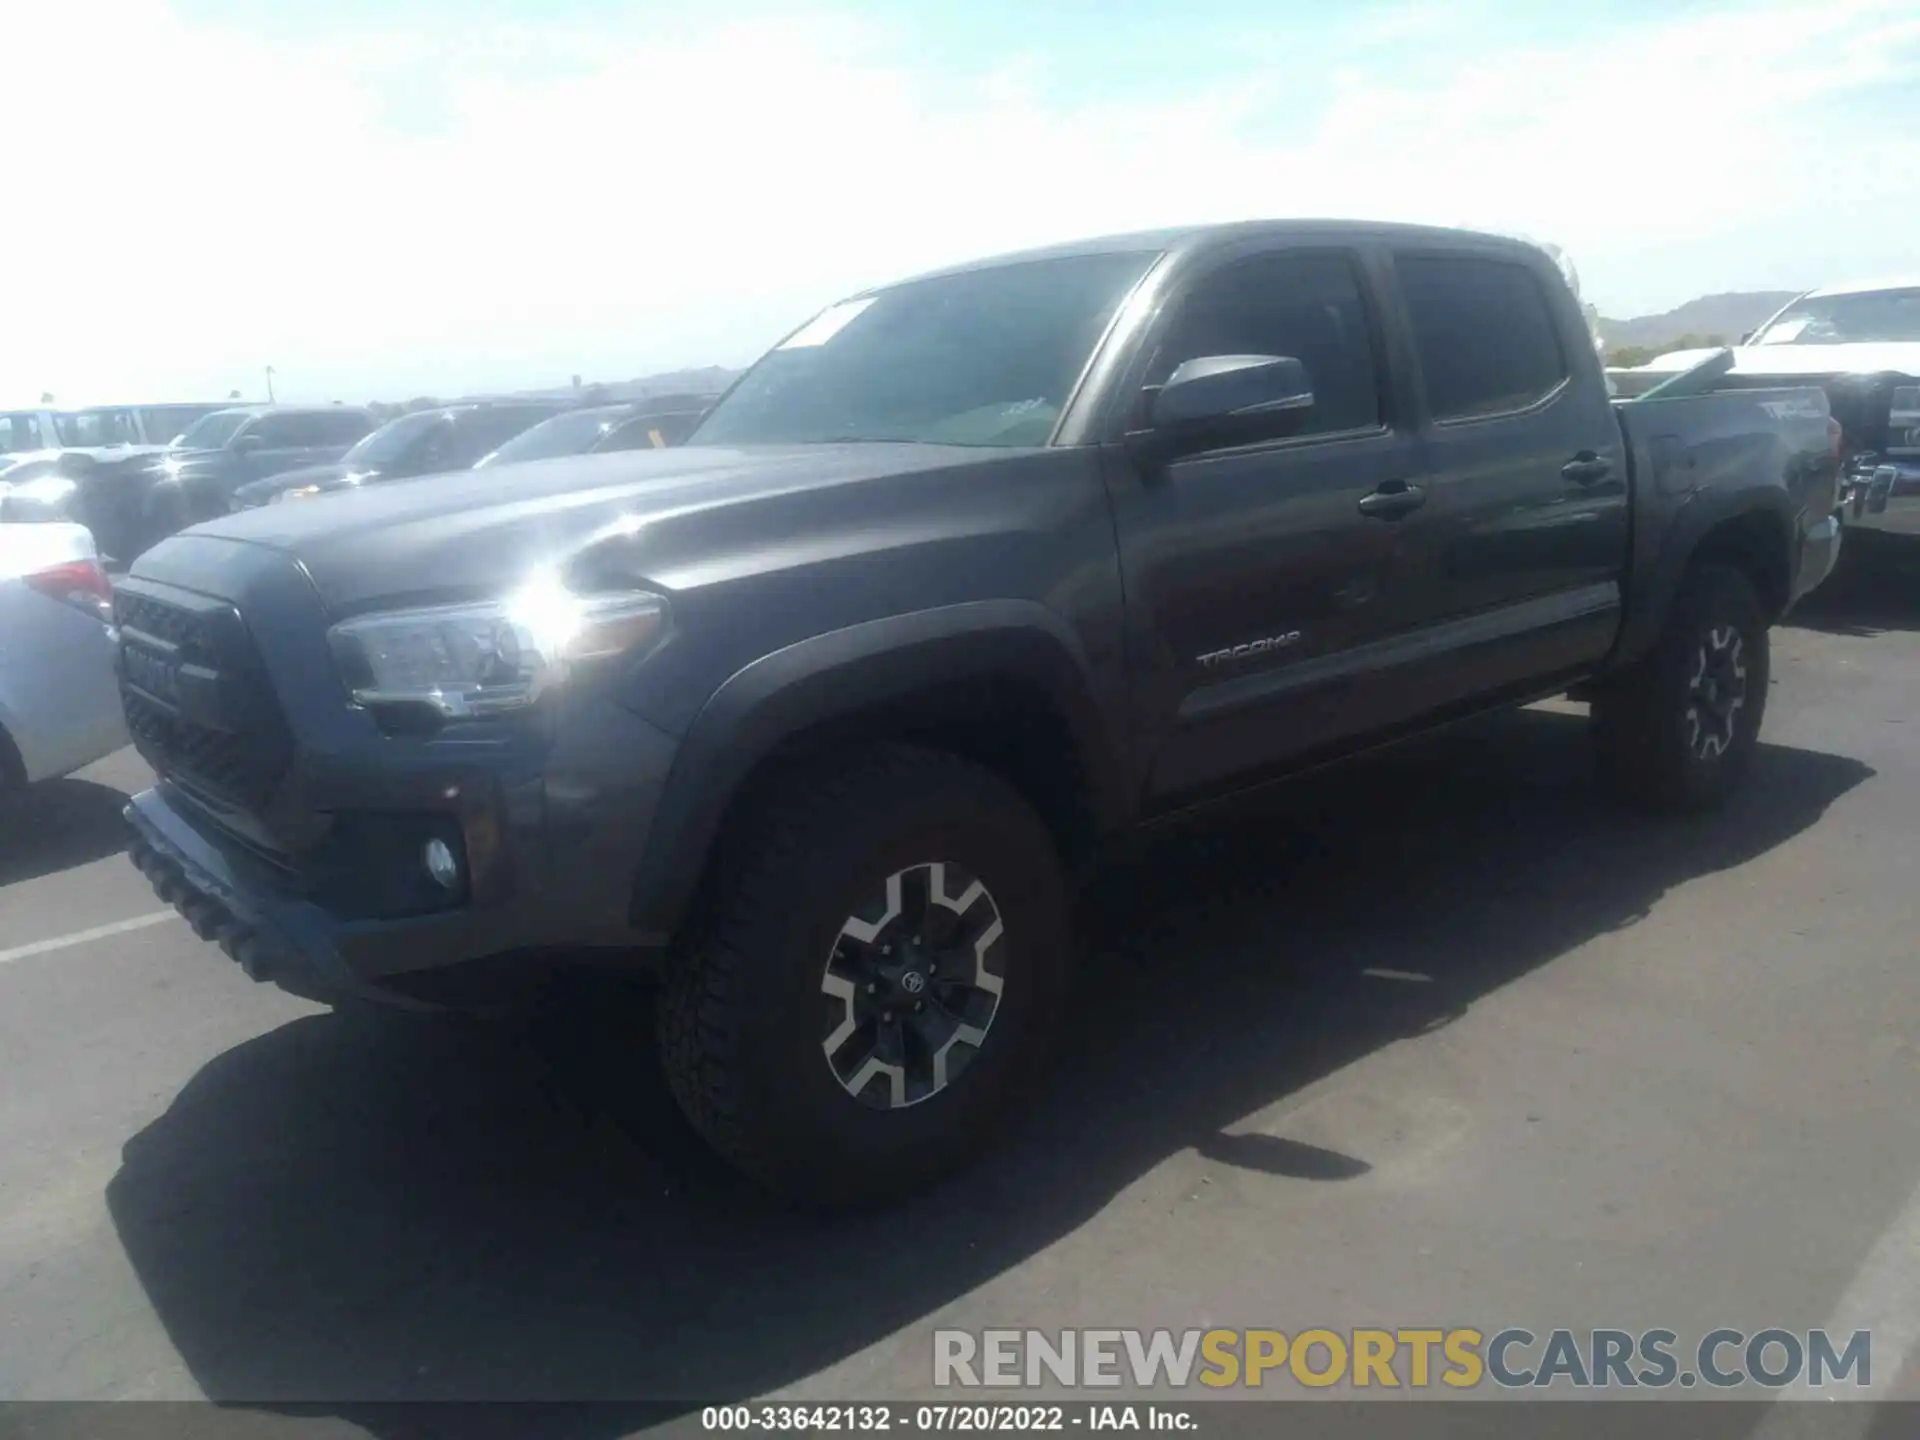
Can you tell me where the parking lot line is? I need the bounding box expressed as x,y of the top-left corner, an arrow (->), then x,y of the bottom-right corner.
0,911 -> 179,966
1818,1169 -> 1920,1391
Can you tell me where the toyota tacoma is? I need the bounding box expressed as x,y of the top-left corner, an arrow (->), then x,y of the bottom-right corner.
116,221 -> 1844,1204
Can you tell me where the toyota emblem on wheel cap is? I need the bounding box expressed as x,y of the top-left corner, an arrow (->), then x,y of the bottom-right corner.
901,970 -> 927,994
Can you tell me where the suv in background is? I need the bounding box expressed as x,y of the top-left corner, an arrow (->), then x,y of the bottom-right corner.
0,401 -> 233,455
81,404 -> 379,559
230,400 -> 567,507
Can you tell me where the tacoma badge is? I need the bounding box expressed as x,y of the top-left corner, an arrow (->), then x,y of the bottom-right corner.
1197,631 -> 1303,668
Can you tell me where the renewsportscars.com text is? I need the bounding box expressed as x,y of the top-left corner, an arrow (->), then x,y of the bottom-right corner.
933,1327 -> 1874,1391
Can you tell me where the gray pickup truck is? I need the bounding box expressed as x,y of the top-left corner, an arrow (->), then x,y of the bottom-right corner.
116,220 -> 1842,1205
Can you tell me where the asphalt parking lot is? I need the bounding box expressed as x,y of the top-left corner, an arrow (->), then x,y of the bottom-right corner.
2,546 -> 1918,1428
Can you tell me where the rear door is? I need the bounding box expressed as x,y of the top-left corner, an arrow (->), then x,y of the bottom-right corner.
1103,244 -> 1435,808
1384,248 -> 1628,698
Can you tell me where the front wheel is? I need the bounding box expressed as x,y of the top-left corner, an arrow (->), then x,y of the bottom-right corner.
657,745 -> 1071,1206
1591,563 -> 1770,813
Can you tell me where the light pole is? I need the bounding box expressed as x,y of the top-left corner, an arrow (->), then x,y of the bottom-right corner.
265,365 -> 277,402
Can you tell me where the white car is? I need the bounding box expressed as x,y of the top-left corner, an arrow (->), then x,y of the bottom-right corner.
0,521 -> 128,792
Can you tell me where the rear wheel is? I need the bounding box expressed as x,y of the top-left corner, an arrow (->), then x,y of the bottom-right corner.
657,745 -> 1071,1206
1591,563 -> 1769,813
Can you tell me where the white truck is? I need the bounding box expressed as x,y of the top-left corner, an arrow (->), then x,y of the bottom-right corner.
1618,279 -> 1920,542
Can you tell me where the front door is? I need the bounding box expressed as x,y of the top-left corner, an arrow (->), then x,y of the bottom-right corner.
1103,246 -> 1435,809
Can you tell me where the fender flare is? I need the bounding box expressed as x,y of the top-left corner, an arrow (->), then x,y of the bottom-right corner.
627,599 -> 1130,939
1613,486 -> 1796,668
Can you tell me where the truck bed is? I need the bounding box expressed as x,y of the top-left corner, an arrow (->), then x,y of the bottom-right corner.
1611,384 -> 1841,663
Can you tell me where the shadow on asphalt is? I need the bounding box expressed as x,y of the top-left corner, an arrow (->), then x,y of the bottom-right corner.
0,777 -> 131,888
103,707 -> 1872,1429
1789,533 -> 1920,638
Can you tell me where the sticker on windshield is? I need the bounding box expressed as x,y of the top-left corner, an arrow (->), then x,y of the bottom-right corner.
778,297 -> 877,350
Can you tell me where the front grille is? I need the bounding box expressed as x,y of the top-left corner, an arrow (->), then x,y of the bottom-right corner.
114,580 -> 295,814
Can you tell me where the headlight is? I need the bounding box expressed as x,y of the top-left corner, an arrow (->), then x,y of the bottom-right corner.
274,485 -> 324,503
1890,385 -> 1920,456
327,577 -> 669,717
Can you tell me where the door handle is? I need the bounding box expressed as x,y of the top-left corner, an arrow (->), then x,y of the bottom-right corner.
1562,452 -> 1613,485
1357,481 -> 1427,519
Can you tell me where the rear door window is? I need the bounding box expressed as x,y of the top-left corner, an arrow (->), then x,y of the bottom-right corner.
315,410 -> 376,445
1395,255 -> 1569,421
249,414 -> 313,448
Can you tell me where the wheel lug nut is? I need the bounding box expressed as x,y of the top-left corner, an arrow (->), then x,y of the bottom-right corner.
866,983 -> 877,994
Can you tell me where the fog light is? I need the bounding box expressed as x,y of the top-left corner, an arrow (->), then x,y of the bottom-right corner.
423,838 -> 461,891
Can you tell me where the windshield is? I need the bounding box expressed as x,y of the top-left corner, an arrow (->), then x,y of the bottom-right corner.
1753,288 -> 1920,346
474,408 -> 621,467
173,410 -> 251,449
688,251 -> 1158,448
344,410 -> 445,467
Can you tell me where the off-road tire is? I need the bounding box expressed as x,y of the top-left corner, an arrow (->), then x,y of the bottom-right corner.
1591,563 -> 1769,813
657,744 -> 1071,1207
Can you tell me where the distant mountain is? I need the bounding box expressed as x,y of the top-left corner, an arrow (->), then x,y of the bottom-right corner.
1597,291 -> 1800,354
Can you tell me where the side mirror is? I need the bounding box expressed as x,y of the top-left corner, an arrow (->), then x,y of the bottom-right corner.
1146,355 -> 1315,453
1738,330 -> 1755,345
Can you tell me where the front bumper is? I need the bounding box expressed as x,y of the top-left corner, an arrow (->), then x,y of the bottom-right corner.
115,537 -> 684,1011
126,787 -> 439,1010
124,690 -> 680,1010
1839,462 -> 1920,539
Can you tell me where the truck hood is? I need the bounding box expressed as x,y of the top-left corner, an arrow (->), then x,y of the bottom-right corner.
1637,341 -> 1920,378
155,441 -> 1004,614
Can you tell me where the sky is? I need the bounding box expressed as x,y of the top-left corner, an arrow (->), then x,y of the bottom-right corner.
8,0 -> 1919,405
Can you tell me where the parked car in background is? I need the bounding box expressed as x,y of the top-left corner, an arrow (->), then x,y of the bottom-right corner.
1619,278 -> 1919,544
0,522 -> 125,798
0,403 -> 241,544
0,400 -> 232,456
69,404 -> 381,559
230,399 -> 567,507
471,394 -> 718,469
